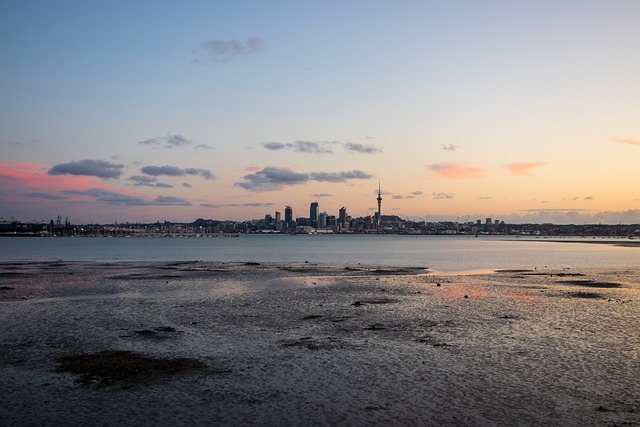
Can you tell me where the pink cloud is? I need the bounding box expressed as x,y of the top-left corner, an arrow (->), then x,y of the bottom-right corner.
0,161 -> 46,180
504,162 -> 547,176
609,137 -> 640,146
0,161 -> 99,191
428,163 -> 487,179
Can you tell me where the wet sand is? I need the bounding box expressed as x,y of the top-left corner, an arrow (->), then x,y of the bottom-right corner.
1,261 -> 638,426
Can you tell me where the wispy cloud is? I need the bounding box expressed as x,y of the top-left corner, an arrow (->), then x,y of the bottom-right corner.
295,141 -> 336,154
139,134 -> 193,148
440,144 -> 459,151
192,37 -> 265,64
263,142 -> 286,151
609,136 -> 640,146
129,175 -> 159,186
428,163 -> 487,179
262,140 -> 380,154
235,167 -> 372,191
310,193 -> 334,198
310,171 -> 372,182
140,165 -> 215,180
140,165 -> 183,177
154,196 -> 192,206
129,175 -> 173,188
64,188 -> 191,206
392,191 -> 423,199
504,162 -> 547,176
24,192 -> 68,200
201,202 -> 275,208
565,196 -> 595,201
343,142 -> 381,154
432,192 -> 455,199
263,140 -> 337,154
236,167 -> 308,191
48,159 -> 125,179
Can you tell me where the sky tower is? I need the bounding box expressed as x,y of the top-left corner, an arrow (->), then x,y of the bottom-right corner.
376,180 -> 382,228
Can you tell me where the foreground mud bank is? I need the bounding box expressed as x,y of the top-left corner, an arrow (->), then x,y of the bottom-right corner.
1,261 -> 638,426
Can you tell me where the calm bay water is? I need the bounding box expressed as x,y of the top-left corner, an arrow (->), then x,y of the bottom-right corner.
1,235 -> 637,272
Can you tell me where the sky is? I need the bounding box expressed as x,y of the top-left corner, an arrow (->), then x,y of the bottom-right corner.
1,1 -> 639,225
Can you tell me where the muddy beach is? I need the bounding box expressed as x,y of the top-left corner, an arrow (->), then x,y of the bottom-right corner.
1,261 -> 638,426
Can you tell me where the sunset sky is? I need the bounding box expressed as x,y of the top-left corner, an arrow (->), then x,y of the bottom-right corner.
1,1 -> 639,224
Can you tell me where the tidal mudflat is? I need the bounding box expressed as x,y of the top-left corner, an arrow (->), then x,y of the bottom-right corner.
1,261 -> 638,426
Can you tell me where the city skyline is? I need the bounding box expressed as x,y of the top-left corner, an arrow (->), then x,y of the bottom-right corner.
1,2 -> 640,225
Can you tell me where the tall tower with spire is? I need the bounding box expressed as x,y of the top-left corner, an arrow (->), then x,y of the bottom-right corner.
376,180 -> 382,229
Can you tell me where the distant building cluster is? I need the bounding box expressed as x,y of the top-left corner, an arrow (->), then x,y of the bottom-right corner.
2,216 -> 640,238
260,183 -> 385,234
2,190 -> 639,237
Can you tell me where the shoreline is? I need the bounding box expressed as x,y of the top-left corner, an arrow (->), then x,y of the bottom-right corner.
522,237 -> 640,248
1,261 -> 638,426
539,238 -> 640,248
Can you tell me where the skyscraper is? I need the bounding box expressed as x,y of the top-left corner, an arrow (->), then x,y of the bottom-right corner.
274,210 -> 282,231
284,205 -> 293,231
318,212 -> 327,228
309,202 -> 319,227
339,207 -> 347,228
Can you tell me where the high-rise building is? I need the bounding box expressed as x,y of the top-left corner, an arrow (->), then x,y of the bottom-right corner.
274,211 -> 282,231
339,207 -> 347,228
310,202 -> 319,226
284,205 -> 293,231
318,212 -> 327,228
